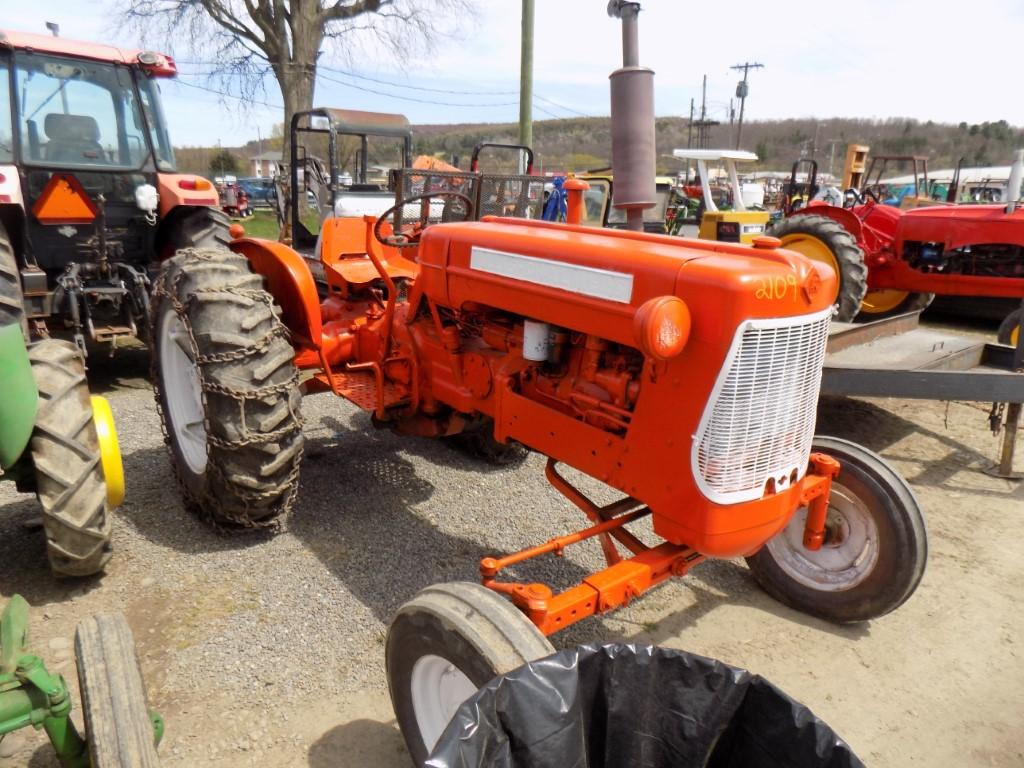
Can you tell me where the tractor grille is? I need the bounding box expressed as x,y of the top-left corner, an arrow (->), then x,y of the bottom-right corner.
693,307 -> 831,504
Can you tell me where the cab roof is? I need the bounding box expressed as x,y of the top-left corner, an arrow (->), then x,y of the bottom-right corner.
0,29 -> 176,76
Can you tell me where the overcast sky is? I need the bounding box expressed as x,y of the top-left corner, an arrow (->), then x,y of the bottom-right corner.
6,0 -> 1022,148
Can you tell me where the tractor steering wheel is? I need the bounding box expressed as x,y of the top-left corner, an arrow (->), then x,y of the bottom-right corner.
860,185 -> 884,203
373,191 -> 475,248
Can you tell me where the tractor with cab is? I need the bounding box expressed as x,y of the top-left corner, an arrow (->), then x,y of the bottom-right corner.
0,29 -> 228,356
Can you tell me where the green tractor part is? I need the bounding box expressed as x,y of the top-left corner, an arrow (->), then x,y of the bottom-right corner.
0,333 -> 124,576
0,322 -> 37,471
0,595 -> 162,767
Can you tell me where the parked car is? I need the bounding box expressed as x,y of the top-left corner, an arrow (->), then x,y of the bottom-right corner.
237,176 -> 277,207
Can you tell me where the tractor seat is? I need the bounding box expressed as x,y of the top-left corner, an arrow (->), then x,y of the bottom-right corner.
43,113 -> 106,164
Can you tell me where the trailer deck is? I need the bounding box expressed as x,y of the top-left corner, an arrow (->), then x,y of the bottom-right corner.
822,310 -> 1024,477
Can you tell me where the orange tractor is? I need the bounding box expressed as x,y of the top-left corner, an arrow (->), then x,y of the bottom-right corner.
150,6 -> 926,760
150,116 -> 927,760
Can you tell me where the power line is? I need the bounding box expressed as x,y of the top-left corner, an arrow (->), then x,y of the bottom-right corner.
172,77 -> 284,110
178,59 -> 518,97
176,69 -> 517,109
532,102 -> 562,120
318,64 -> 517,96
315,71 -> 518,107
534,94 -> 593,118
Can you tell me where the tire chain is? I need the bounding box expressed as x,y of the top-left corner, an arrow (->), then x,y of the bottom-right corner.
151,249 -> 304,531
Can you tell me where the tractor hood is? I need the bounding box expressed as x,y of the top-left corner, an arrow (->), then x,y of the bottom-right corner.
417,217 -> 835,350
899,203 -> 1024,251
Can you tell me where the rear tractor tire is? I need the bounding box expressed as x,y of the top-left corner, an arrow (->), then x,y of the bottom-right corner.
164,206 -> 231,254
28,340 -> 113,577
0,221 -> 23,332
151,247 -> 303,529
770,214 -> 868,322
75,612 -> 161,767
997,308 -> 1022,347
387,582 -> 555,763
746,436 -> 927,623
858,289 -> 935,320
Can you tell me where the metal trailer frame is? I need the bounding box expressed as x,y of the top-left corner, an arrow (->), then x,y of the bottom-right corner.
820,303 -> 1024,478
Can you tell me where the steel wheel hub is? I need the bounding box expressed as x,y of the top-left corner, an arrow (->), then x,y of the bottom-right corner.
410,654 -> 477,753
158,308 -> 208,474
766,485 -> 880,591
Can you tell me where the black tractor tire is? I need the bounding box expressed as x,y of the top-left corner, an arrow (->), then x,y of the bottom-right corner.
151,247 -> 303,529
28,340 -> 112,577
164,206 -> 231,253
75,613 -> 161,767
770,214 -> 868,322
445,419 -> 528,466
858,290 -> 935,321
0,222 -> 25,333
997,308 -> 1022,347
746,436 -> 927,623
387,582 -> 555,763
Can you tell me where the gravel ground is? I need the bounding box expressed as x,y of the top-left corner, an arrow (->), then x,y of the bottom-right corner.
1,330 -> 1022,766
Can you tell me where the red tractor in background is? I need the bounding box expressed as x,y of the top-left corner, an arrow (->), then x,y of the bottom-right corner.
772,149 -> 1024,340
149,101 -> 928,760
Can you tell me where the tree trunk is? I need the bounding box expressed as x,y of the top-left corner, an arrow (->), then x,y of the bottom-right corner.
278,65 -> 316,172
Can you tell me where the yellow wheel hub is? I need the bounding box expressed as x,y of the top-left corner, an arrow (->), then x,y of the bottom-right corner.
90,396 -> 125,507
860,289 -> 910,315
1012,324 -> 1020,348
777,233 -> 840,303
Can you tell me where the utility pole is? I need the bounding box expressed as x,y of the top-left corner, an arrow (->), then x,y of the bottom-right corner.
685,97 -> 694,181
728,98 -> 735,146
518,0 -> 535,170
692,75 -> 719,151
731,61 -> 764,150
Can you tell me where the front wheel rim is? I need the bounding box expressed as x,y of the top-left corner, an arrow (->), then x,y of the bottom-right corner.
158,308 -> 208,475
766,485 -> 880,592
410,654 -> 477,753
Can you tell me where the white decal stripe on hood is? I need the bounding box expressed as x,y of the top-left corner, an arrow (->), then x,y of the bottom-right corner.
469,246 -> 634,303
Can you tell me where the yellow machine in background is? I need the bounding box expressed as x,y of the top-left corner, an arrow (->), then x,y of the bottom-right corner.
672,149 -> 770,243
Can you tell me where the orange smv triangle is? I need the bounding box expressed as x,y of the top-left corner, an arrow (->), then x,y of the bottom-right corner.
32,174 -> 98,225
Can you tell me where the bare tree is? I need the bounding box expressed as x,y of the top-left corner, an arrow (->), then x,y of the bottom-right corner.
118,0 -> 471,159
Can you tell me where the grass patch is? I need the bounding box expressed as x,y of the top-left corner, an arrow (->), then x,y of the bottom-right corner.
235,209 -> 280,240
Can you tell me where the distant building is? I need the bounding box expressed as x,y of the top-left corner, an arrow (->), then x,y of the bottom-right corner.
249,150 -> 282,178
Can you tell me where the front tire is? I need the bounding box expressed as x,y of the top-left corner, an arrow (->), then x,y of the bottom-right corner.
746,436 -> 927,623
386,582 -> 554,763
75,613 -> 161,767
771,214 -> 868,322
151,247 -> 303,529
28,340 -> 113,577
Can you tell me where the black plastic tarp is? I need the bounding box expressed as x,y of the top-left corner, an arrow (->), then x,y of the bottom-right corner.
427,644 -> 864,768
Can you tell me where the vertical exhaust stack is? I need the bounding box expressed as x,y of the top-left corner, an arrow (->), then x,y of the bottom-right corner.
608,1 -> 656,232
1006,149 -> 1023,213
